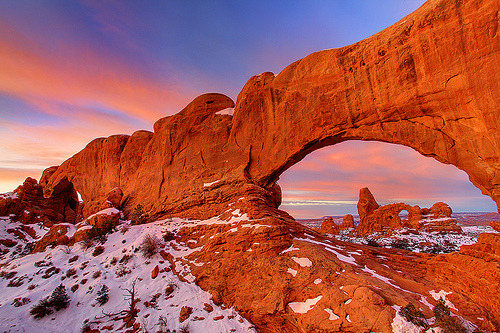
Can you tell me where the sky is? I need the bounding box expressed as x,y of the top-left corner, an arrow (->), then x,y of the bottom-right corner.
0,0 -> 496,218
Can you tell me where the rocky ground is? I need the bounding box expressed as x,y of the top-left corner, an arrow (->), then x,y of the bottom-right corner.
1,199 -> 499,332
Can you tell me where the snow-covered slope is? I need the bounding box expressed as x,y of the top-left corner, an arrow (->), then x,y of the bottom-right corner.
0,218 -> 256,333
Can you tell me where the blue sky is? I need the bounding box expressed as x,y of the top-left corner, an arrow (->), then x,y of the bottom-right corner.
0,0 -> 496,218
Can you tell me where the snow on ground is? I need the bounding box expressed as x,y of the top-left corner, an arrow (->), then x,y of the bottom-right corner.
291,257 -> 312,267
288,295 -> 323,314
0,218 -> 256,333
295,237 -> 358,265
0,192 -> 18,200
215,108 -> 234,116
333,224 -> 497,254
287,268 -> 297,277
280,245 -> 300,254
391,305 -> 424,333
324,308 -> 340,320
429,290 -> 457,311
203,180 -> 220,187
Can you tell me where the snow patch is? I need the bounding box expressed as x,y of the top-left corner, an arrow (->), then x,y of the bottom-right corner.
391,305 -> 423,333
280,245 -> 300,254
203,180 -> 220,187
429,290 -> 457,310
324,308 -> 340,320
313,278 -> 322,285
291,256 -> 312,267
288,295 -> 323,314
215,108 -> 234,116
287,268 -> 297,277
0,192 -> 18,200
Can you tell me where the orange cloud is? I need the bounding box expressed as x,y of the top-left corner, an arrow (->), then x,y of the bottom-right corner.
0,21 -> 196,123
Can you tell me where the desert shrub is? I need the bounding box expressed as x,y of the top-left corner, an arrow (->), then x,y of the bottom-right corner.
179,325 -> 190,333
162,231 -> 176,242
140,234 -> 160,258
7,276 -> 24,287
42,266 -> 60,279
49,284 -> 70,311
116,265 -> 131,277
366,239 -> 379,247
30,297 -> 53,319
96,284 -> 109,306
164,282 -> 176,297
131,204 -> 147,225
22,242 -> 35,255
92,270 -> 101,279
0,270 -> 16,279
81,323 -> 94,333
66,268 -> 77,278
432,298 -> 467,333
27,284 -> 37,290
433,298 -> 451,321
399,302 -> 428,328
71,284 -> 79,292
92,245 -> 105,257
68,255 -> 79,263
11,297 -> 30,307
119,254 -> 133,264
391,239 -> 411,250
110,257 -> 118,265
34,260 -> 52,267
156,315 -> 168,332
80,278 -> 88,285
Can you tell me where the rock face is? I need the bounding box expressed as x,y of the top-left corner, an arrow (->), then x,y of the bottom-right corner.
0,177 -> 79,226
37,0 -> 500,220
4,1 -> 500,332
356,188 -> 461,236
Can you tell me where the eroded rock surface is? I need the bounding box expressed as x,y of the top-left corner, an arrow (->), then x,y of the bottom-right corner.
0,177 -> 79,226
356,187 -> 461,236
38,0 -> 500,220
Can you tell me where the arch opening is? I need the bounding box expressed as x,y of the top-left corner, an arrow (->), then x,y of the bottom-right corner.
277,140 -> 497,220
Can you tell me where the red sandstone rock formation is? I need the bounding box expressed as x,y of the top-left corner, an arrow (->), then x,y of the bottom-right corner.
320,215 -> 355,235
36,0 -> 500,221
0,177 -> 79,226
2,0 -> 500,332
342,214 -> 355,229
356,188 -> 461,236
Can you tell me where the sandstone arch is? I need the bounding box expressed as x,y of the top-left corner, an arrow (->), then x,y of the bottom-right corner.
42,0 -> 500,218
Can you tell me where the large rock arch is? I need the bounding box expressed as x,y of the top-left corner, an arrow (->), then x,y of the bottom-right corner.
43,0 -> 500,218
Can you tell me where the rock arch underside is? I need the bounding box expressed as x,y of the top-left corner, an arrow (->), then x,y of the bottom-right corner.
32,0 -> 500,331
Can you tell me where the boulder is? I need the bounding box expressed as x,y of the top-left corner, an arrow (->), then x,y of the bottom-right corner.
179,306 -> 193,322
429,202 -> 453,218
342,214 -> 355,229
491,221 -> 500,232
357,188 -> 380,221
151,265 -> 159,279
105,187 -> 123,209
33,224 -> 73,252
319,217 -> 339,235
0,177 -> 79,225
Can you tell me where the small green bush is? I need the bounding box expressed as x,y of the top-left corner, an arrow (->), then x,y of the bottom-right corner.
96,284 -> 109,306
433,298 -> 467,333
49,284 -> 70,311
30,297 -> 53,319
399,302 -> 428,329
140,234 -> 160,258
131,204 -> 147,225
92,245 -> 105,257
